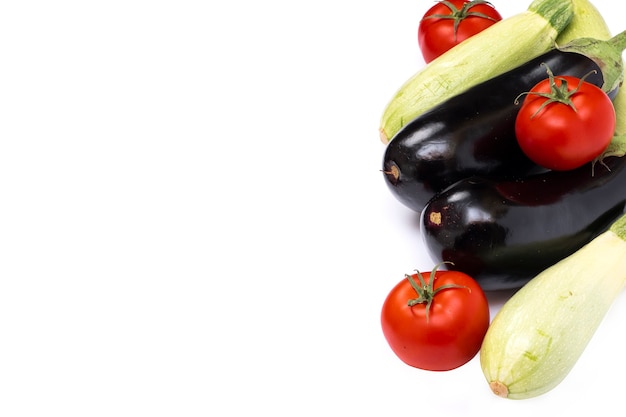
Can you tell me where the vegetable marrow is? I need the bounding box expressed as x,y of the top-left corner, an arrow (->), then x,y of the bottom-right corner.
382,30 -> 626,213
379,0 -> 574,144
480,211 -> 626,399
555,0 -> 611,44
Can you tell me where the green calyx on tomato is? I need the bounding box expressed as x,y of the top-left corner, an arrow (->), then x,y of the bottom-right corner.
515,63 -> 597,118
421,1 -> 500,41
406,263 -> 469,322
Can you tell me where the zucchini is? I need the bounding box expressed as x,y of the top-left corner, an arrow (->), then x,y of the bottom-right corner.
480,212 -> 626,399
379,0 -> 574,144
382,31 -> 626,213
555,0 -> 611,44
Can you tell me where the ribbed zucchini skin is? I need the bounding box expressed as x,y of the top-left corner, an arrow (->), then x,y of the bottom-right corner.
382,50 -> 607,213
420,156 -> 626,291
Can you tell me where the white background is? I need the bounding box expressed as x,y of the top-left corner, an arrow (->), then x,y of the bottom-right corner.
1,1 -> 625,415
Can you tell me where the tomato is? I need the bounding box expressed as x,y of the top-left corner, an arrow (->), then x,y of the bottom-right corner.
418,0 -> 502,63
380,265 -> 490,371
515,66 -> 616,171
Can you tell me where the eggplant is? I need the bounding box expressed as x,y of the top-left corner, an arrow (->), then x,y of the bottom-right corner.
382,46 -> 620,213
420,156 -> 626,291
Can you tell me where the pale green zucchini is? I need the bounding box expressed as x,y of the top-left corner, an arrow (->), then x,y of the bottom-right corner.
555,0 -> 611,44
480,213 -> 626,399
379,0 -> 574,144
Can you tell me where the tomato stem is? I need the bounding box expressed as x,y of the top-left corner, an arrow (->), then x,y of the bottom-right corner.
514,63 -> 597,118
422,1 -> 499,41
406,263 -> 470,322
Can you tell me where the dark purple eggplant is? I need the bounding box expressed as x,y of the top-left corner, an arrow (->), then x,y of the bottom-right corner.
382,39 -> 623,213
420,156 -> 626,291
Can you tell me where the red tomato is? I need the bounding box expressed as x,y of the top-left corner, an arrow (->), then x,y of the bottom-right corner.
418,0 -> 502,63
515,69 -> 616,171
380,266 -> 490,371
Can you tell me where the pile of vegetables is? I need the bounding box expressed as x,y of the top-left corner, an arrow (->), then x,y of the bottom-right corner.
379,0 -> 626,399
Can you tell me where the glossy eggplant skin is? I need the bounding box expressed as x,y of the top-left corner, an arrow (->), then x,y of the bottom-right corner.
421,156 -> 626,291
382,50 -> 608,213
